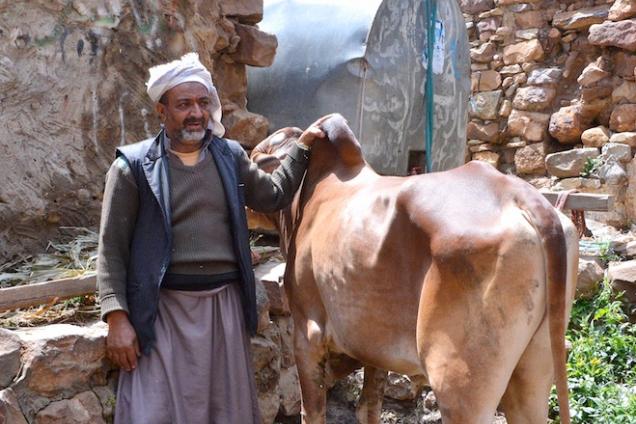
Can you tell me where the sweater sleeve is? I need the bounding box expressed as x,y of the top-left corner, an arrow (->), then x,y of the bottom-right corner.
97,157 -> 139,321
238,142 -> 310,213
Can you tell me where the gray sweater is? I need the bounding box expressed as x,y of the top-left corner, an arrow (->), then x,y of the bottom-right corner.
97,138 -> 309,319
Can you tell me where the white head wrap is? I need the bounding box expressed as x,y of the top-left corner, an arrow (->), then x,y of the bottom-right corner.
146,52 -> 225,137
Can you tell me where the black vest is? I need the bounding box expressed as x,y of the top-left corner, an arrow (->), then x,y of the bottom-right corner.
116,131 -> 257,354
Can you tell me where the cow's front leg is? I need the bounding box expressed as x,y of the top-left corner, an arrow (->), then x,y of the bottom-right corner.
355,366 -> 387,424
294,318 -> 328,424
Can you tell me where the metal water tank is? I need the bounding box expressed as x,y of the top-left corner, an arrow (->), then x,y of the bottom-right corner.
247,0 -> 470,174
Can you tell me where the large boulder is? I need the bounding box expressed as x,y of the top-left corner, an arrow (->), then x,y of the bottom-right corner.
471,70 -> 502,92
91,385 -> 116,423
255,260 -> 290,316
553,5 -> 610,31
10,323 -> 110,421
612,81 -> 636,104
545,148 -> 600,178
514,142 -> 546,175
0,330 -> 22,390
515,10 -> 546,29
222,104 -> 270,149
469,91 -> 502,120
251,326 -> 282,424
34,391 -> 105,424
577,61 -> 611,87
470,42 -> 497,63
272,316 -> 296,370
503,39 -> 544,65
0,388 -> 28,424
459,0 -> 495,15
273,314 -> 300,416
577,259 -> 604,298
610,132 -> 636,147
219,0 -> 263,24
473,151 -> 501,168
613,51 -> 636,79
598,161 -> 628,185
512,86 -> 556,111
608,260 -> 636,310
581,126 -> 610,148
601,143 -> 632,164
467,121 -> 500,143
477,17 -> 502,35
13,324 -> 109,397
278,366 -> 301,416
549,105 -> 590,144
527,67 -> 562,86
229,23 -> 277,67
589,19 -> 636,52
609,0 -> 636,21
507,109 -> 551,142
610,105 -> 636,132
255,277 -> 272,333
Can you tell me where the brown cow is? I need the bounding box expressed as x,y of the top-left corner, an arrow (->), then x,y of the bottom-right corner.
250,114 -> 578,424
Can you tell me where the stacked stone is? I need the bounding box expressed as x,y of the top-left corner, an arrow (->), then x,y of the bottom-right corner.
0,325 -> 113,424
251,260 -> 302,423
461,0 -> 636,225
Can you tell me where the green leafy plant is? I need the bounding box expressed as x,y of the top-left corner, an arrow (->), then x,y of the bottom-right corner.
580,157 -> 601,178
62,296 -> 89,308
549,280 -> 636,423
598,242 -> 621,266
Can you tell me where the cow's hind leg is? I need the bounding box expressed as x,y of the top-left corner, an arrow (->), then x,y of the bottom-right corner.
418,247 -> 546,423
423,354 -> 506,424
355,366 -> 387,424
294,318 -> 328,424
499,317 -> 553,424
500,212 -> 578,424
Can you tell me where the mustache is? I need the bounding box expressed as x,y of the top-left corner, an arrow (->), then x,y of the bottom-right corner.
183,118 -> 204,126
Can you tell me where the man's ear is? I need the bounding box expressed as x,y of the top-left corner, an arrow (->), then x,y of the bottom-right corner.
155,102 -> 166,122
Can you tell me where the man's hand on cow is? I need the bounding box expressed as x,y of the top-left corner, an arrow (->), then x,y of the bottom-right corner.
106,310 -> 141,372
297,115 -> 332,148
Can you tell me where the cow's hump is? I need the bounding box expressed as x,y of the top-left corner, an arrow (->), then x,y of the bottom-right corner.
321,114 -> 365,168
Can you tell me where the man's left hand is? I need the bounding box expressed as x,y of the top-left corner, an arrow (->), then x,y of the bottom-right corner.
297,115 -> 331,148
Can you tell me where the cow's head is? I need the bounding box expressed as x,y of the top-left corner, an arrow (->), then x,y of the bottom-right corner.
251,126 -> 303,169
248,115 -> 365,254
246,127 -> 303,238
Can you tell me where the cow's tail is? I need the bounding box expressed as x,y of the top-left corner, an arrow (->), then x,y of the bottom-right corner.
518,191 -> 572,424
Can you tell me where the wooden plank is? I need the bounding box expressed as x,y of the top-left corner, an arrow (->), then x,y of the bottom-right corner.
0,275 -> 96,313
540,191 -> 613,212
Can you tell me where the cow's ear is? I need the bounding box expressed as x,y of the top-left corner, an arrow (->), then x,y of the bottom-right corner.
255,155 -> 282,173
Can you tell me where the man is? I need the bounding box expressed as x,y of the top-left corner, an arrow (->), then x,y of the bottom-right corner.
97,52 -> 324,423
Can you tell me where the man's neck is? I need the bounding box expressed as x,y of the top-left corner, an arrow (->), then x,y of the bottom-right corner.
165,131 -> 204,153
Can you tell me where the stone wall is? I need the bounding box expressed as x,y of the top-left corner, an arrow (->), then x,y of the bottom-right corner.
461,0 -> 636,226
0,0 -> 274,261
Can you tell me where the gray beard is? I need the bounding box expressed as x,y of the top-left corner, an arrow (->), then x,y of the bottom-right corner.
179,129 -> 206,144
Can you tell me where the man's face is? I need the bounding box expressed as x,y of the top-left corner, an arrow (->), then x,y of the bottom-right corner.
156,82 -> 212,145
